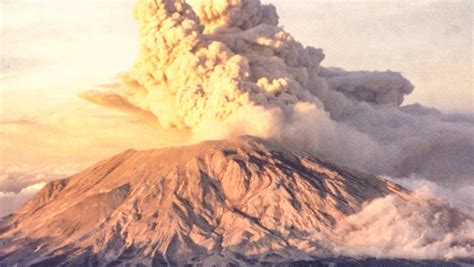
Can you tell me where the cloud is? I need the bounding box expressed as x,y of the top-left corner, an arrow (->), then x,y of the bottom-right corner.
335,189 -> 473,259
81,0 -> 473,186
0,162 -> 86,216
0,182 -> 46,217
0,164 -> 78,193
389,176 -> 474,216
330,176 -> 474,259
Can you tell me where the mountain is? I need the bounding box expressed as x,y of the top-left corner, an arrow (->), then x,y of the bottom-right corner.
0,136 -> 466,266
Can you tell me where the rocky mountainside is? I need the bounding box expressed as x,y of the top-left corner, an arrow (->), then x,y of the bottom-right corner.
0,137 -> 466,266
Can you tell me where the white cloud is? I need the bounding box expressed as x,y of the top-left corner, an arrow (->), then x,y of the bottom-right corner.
0,182 -> 46,217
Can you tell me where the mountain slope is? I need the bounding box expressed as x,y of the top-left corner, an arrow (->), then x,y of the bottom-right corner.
0,136 -> 465,266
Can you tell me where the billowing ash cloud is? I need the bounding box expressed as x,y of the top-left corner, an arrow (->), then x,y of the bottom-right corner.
82,0 -> 473,186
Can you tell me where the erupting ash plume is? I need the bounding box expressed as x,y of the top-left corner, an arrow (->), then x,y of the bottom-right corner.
82,0 -> 474,185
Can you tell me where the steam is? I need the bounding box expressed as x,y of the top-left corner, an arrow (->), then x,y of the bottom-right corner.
335,189 -> 474,260
82,0 -> 473,186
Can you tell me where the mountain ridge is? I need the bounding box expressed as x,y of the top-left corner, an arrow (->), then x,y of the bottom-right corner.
0,136 -> 468,266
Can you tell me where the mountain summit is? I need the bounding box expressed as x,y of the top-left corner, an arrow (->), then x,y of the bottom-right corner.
0,137 -> 469,266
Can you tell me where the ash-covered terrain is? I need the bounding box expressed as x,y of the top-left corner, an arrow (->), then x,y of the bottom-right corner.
1,137 -> 471,266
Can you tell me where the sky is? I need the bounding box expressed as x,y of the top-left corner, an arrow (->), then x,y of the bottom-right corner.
0,0 -> 472,214
267,0 -> 473,112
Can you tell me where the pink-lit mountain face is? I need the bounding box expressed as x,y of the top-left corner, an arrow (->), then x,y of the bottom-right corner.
0,137 -> 470,266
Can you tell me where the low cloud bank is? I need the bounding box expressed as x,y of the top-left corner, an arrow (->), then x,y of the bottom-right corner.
0,164 -> 78,216
335,178 -> 473,259
0,182 -> 46,217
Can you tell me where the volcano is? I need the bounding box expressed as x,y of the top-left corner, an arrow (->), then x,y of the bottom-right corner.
0,137 -> 470,266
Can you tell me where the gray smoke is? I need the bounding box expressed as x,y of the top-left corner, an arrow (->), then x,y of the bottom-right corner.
81,0 -> 474,187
